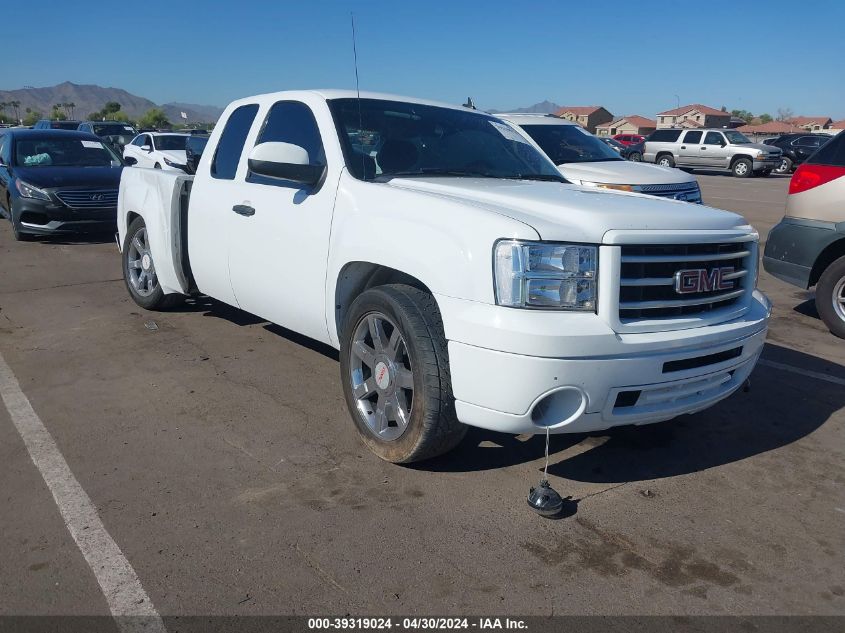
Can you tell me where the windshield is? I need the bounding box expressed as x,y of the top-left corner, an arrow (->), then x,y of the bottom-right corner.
14,137 -> 121,167
519,124 -> 622,164
94,124 -> 136,137
154,135 -> 188,151
724,130 -> 752,144
328,98 -> 563,181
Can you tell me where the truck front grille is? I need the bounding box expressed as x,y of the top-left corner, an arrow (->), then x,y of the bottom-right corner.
619,242 -> 751,321
635,182 -> 702,203
55,189 -> 119,209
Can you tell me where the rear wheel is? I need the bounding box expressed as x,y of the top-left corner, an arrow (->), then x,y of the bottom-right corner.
122,216 -> 182,310
815,255 -> 845,339
656,154 -> 675,168
732,158 -> 752,178
628,152 -> 642,162
340,284 -> 467,463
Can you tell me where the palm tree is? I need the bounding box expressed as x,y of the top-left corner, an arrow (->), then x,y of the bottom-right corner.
9,100 -> 21,122
67,102 -> 76,119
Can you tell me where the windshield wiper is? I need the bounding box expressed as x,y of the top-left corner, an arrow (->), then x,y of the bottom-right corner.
380,169 -> 500,179
512,174 -> 565,182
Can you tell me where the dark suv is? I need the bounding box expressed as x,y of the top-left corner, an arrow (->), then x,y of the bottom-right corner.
33,120 -> 82,131
77,121 -> 138,152
764,133 -> 832,174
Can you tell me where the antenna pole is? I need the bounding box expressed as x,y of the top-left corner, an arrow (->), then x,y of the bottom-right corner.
351,13 -> 366,179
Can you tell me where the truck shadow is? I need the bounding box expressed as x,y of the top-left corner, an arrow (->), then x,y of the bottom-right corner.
419,343 -> 844,482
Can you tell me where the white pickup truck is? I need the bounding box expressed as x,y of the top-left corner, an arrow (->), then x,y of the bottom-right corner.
117,89 -> 771,463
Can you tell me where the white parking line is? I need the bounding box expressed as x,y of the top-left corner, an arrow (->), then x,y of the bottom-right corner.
757,358 -> 845,387
0,351 -> 166,633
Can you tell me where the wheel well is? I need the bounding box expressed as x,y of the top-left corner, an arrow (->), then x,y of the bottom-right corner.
809,237 -> 845,287
334,262 -> 432,335
656,151 -> 672,160
730,154 -> 753,166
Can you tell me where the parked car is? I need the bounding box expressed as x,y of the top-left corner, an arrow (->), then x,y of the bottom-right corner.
117,89 -> 769,463
33,120 -> 81,131
77,121 -> 138,152
763,131 -> 845,337
644,128 -> 782,177
184,134 -> 209,175
612,133 -> 645,146
0,129 -> 122,240
123,132 -> 189,171
763,133 -> 831,174
499,114 -> 702,202
623,140 -> 645,162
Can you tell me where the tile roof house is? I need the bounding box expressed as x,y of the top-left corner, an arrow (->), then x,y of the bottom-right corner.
595,115 -> 657,137
656,104 -> 731,129
553,106 -> 614,133
829,120 -> 845,132
735,121 -> 802,135
784,116 -> 833,131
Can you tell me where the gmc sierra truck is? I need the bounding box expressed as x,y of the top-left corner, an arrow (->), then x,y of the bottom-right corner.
117,90 -> 771,463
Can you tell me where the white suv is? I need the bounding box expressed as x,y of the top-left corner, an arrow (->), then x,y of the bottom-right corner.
498,114 -> 702,203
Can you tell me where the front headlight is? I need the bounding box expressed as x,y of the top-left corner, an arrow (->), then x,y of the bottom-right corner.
16,180 -> 51,201
494,240 -> 597,311
580,181 -> 634,192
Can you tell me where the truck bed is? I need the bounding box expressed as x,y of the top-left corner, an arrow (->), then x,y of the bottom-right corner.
117,167 -> 195,297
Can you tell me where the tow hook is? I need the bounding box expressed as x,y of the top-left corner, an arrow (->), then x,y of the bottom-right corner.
743,378 -> 751,393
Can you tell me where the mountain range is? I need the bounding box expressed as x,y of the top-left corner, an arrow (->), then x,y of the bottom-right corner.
0,82 -> 223,123
487,100 -> 561,115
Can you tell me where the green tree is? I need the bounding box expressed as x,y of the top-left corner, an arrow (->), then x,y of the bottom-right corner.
759,113 -> 773,124
8,100 -> 21,122
138,108 -> 170,129
51,104 -> 67,120
23,110 -> 42,126
103,101 -> 122,115
731,109 -> 754,123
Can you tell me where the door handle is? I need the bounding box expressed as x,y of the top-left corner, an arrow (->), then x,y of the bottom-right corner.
681,146 -> 686,149
701,147 -> 707,150
232,204 -> 255,217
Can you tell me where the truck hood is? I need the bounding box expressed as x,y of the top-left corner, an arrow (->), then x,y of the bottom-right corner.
558,160 -> 694,185
385,177 -> 746,243
736,142 -> 781,155
12,166 -> 123,190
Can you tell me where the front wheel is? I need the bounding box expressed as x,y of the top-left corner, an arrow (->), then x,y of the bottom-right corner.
122,216 -> 182,310
340,284 -> 467,463
11,209 -> 32,241
815,255 -> 845,339
732,158 -> 752,178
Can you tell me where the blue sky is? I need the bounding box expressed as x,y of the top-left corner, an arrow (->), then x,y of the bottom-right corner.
7,0 -> 845,119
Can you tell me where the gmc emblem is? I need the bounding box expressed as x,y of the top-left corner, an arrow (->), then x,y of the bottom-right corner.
674,267 -> 735,294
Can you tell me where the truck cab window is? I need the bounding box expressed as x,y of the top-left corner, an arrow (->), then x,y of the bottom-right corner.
212,104 -> 259,180
249,101 -> 326,185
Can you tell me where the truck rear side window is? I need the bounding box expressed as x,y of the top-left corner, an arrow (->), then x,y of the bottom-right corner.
649,130 -> 682,142
212,104 -> 259,180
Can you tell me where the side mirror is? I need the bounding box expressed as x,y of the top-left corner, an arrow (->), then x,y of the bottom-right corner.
248,142 -> 325,187
124,156 -> 137,166
141,145 -> 152,152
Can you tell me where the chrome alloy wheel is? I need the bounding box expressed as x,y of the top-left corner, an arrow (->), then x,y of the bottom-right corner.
126,226 -> 157,297
776,158 -> 789,173
734,161 -> 749,176
349,312 -> 414,441
833,276 -> 845,324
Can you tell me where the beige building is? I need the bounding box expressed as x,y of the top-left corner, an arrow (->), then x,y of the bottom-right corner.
553,106 -> 613,133
829,119 -> 845,132
785,116 -> 833,132
595,115 -> 657,137
656,104 -> 731,129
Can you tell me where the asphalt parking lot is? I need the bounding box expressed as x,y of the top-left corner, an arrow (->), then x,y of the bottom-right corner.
0,173 -> 843,622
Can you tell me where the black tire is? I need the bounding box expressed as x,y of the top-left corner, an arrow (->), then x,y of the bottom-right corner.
815,255 -> 845,339
122,216 -> 182,310
628,152 -> 642,162
732,158 -> 753,178
775,156 -> 793,174
154,163 -> 162,169
340,284 -> 467,463
656,154 -> 675,168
